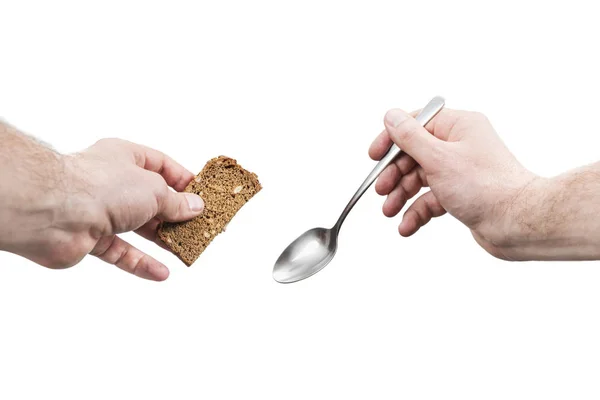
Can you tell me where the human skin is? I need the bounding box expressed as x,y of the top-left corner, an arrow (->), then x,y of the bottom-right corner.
370,108 -> 600,261
0,121 -> 204,281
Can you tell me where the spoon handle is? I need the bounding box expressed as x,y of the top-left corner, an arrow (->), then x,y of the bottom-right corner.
333,96 -> 446,230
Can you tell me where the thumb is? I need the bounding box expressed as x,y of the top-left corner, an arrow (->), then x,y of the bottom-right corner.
157,191 -> 205,222
384,108 -> 442,170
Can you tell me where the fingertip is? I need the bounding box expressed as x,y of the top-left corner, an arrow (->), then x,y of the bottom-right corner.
384,108 -> 410,129
368,147 -> 379,161
398,224 -> 410,237
382,199 -> 398,218
398,213 -> 417,237
139,261 -> 170,281
369,130 -> 392,161
153,264 -> 170,281
382,183 -> 411,218
398,224 -> 414,237
374,179 -> 387,196
158,191 -> 205,223
184,193 -> 205,213
376,165 -> 400,195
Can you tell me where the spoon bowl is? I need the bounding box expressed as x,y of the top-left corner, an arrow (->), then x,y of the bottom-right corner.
273,227 -> 338,283
273,96 -> 446,283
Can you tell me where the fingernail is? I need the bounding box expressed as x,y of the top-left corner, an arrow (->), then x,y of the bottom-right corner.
185,193 -> 204,212
385,109 -> 409,127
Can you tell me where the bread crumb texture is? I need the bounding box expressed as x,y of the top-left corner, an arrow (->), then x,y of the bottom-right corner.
158,156 -> 262,266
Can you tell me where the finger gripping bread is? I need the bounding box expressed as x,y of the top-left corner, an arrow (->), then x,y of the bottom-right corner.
158,156 -> 262,266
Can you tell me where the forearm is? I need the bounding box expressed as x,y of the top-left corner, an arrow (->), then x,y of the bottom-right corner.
0,121 -> 65,253
0,122 -> 202,279
506,164 -> 600,260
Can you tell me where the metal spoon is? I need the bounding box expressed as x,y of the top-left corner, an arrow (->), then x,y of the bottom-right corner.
272,96 -> 446,284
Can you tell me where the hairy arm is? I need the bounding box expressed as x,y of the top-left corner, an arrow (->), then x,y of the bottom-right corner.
370,108 -> 600,262
0,121 -> 204,280
0,121 -> 67,256
507,166 -> 600,260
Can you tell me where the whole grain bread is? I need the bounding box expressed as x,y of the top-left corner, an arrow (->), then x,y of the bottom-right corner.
158,156 -> 261,266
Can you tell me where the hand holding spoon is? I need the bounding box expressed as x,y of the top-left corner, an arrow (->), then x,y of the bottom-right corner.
273,96 -> 446,283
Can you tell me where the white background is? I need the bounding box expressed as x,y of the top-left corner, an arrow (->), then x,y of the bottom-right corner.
1,1 -> 600,399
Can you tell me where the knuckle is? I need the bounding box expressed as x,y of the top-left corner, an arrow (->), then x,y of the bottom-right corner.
177,196 -> 188,218
44,240 -> 87,269
94,137 -> 121,147
130,255 -> 148,277
151,179 -> 178,217
454,110 -> 474,123
468,111 -> 489,123
145,172 -> 168,196
113,244 -> 130,266
90,235 -> 116,259
153,188 -> 168,213
157,185 -> 171,211
407,209 -> 421,226
152,174 -> 169,192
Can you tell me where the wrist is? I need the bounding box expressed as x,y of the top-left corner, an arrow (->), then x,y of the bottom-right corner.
487,171 -> 600,260
0,152 -> 102,267
0,148 -> 67,252
494,176 -> 554,258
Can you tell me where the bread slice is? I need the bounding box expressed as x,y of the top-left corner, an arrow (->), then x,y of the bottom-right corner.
158,156 -> 261,266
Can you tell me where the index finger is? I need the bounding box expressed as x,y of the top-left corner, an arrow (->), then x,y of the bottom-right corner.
91,235 -> 170,281
410,108 -> 460,141
127,142 -> 195,192
368,129 -> 392,161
